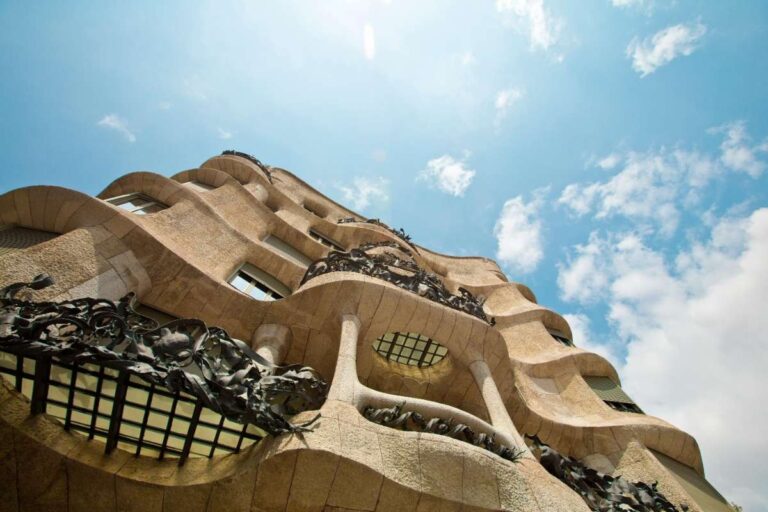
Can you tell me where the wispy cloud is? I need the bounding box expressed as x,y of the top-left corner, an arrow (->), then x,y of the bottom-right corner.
418,152 -> 476,197
494,188 -> 547,273
97,114 -> 136,143
363,23 -> 376,60
217,127 -> 233,140
338,176 -> 388,211
494,87 -> 525,127
627,20 -> 707,77
559,123 -> 766,236
712,121 -> 768,178
496,0 -> 562,51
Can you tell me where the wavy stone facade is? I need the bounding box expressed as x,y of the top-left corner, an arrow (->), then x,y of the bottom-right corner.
0,153 -> 732,511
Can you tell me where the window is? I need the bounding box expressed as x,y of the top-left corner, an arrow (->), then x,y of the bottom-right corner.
548,329 -> 574,347
0,353 -> 262,461
262,235 -> 313,267
309,229 -> 344,252
228,264 -> 290,301
372,332 -> 448,368
107,193 -> 167,215
584,376 -> 644,414
183,181 -> 215,192
0,225 -> 58,257
302,200 -> 327,218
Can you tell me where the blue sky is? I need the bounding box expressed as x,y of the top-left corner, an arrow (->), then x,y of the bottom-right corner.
2,1 -> 767,508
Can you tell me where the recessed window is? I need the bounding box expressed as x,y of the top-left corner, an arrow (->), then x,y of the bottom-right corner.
262,235 -> 312,267
372,332 -> 448,368
107,193 -> 167,215
0,225 -> 58,257
183,181 -> 215,192
548,329 -> 574,347
584,376 -> 644,414
302,200 -> 327,218
309,229 -> 345,252
228,263 -> 290,301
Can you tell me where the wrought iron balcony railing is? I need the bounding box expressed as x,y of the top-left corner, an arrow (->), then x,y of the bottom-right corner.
300,244 -> 495,325
0,274 -> 328,464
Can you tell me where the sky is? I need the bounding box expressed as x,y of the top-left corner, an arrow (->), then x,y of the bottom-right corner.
1,0 -> 767,508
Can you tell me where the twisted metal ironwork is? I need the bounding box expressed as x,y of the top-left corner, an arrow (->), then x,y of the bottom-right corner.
363,402 -> 523,462
301,245 -> 494,325
0,274 -> 327,435
527,435 -> 688,512
338,217 -> 414,247
221,150 -> 274,183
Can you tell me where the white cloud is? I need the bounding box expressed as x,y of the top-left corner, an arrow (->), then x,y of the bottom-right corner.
559,209 -> 768,510
363,23 -> 376,60
495,87 -> 525,126
496,0 -> 562,51
597,153 -> 621,170
562,313 -> 621,368
158,101 -> 172,110
418,153 -> 476,197
557,231 -> 611,303
713,121 -> 768,178
494,189 -> 546,273
626,20 -> 707,77
338,176 -> 388,211
97,114 -> 136,143
460,51 -> 476,66
217,127 -> 233,140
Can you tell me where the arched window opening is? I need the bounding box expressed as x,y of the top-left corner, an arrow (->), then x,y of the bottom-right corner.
228,263 -> 291,301
0,225 -> 58,257
309,229 -> 344,252
584,376 -> 643,414
262,235 -> 312,267
106,193 -> 167,215
372,332 -> 448,368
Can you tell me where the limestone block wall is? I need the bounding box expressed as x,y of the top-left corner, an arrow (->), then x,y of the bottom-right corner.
0,152 -> 721,511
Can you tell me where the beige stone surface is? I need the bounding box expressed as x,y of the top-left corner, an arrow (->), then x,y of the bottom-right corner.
0,151 -> 719,511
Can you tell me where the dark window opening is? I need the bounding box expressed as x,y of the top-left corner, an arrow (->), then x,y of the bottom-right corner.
372,332 -> 448,368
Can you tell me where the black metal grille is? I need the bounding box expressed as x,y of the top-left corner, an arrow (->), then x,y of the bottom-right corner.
0,351 -> 263,464
548,330 -> 574,347
372,332 -> 448,368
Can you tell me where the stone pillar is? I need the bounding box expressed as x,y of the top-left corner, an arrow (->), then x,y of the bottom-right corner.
252,324 -> 290,364
469,359 -> 528,449
326,314 -> 361,404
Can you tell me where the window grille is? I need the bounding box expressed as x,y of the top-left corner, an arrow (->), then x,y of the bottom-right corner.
0,352 -> 263,463
584,376 -> 644,414
107,193 -> 167,215
372,332 -> 448,368
229,263 -> 290,301
548,329 -> 574,347
0,225 -> 58,257
309,229 -> 345,252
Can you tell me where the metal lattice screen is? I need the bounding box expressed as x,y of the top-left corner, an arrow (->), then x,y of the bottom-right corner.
0,351 -> 264,463
372,332 -> 448,368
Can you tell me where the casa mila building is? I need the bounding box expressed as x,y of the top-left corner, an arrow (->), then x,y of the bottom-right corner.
0,151 -> 733,512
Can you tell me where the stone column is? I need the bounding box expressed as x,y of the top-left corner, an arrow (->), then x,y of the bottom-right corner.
252,324 -> 290,364
326,314 -> 361,404
469,359 -> 528,450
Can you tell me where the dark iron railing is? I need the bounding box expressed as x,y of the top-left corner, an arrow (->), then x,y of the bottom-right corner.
527,435 -> 688,511
301,245 -> 495,325
363,402 -> 523,463
0,274 -> 328,464
338,217 -> 414,247
221,150 -> 274,183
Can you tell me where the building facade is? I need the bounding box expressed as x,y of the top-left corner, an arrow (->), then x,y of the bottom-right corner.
0,152 -> 732,511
